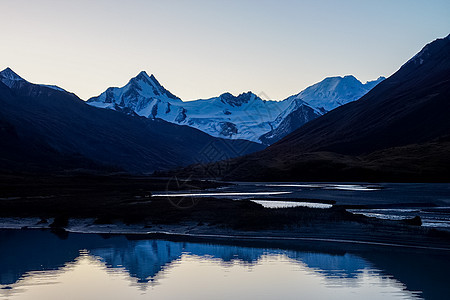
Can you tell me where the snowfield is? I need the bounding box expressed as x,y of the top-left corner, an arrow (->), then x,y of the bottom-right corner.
85,71 -> 384,143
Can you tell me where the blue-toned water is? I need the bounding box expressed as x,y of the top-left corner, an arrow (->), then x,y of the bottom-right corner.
1,229 -> 449,300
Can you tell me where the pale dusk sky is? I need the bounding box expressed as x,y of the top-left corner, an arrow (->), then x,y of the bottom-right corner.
1,0 -> 449,101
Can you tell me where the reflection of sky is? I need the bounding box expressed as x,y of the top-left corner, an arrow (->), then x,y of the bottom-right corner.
2,230 -> 377,286
0,230 -> 434,299
0,251 -> 421,300
90,240 -> 371,283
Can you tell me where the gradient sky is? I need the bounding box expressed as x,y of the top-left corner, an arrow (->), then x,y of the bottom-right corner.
1,0 -> 449,101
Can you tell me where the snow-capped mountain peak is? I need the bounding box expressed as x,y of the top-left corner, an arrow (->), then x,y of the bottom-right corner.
0,67 -> 69,92
364,76 -> 386,90
87,71 -> 384,144
87,71 -> 181,114
0,67 -> 26,88
136,70 -> 151,79
271,98 -> 319,128
219,91 -> 259,107
287,75 -> 385,112
88,79 -> 292,142
126,71 -> 181,101
0,67 -> 24,81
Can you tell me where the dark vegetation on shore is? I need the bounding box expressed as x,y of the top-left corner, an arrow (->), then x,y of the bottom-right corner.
163,140 -> 450,182
0,173 -> 353,228
0,173 -> 221,221
0,173 -> 224,198
1,173 -> 450,250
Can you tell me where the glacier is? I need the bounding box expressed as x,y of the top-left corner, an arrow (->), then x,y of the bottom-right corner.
0,67 -> 384,145
87,71 -> 384,144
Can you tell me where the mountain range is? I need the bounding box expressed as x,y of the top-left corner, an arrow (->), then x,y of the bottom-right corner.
0,69 -> 263,173
175,34 -> 450,182
87,72 -> 384,144
2,33 -> 448,180
0,67 -> 383,175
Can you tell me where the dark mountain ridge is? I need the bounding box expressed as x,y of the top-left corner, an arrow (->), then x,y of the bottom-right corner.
175,34 -> 450,181
271,34 -> 450,156
0,69 -> 263,174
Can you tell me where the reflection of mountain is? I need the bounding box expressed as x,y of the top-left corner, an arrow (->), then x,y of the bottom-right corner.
364,250 -> 450,300
184,243 -> 268,264
0,230 -> 80,285
92,241 -> 373,283
291,252 -> 369,279
0,230 -> 121,285
91,241 -> 273,282
90,240 -> 185,283
1,229 -> 449,299
0,230 -> 370,285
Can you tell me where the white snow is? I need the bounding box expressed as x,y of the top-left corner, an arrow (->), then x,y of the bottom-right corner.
87,72 -> 296,142
0,67 -> 23,81
0,67 -> 26,88
0,67 -> 68,93
86,72 -> 384,142
40,84 -> 67,92
285,75 -> 385,112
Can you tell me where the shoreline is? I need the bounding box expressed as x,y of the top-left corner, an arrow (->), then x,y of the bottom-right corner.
2,217 -> 450,253
1,175 -> 449,254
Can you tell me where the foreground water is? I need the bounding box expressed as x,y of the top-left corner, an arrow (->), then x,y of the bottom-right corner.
1,230 -> 449,300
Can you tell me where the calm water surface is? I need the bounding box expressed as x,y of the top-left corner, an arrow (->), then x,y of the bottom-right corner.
1,229 -> 449,300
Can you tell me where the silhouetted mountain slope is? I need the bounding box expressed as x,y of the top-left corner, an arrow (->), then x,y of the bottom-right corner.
259,100 -> 321,145
175,138 -> 450,182
0,70 -> 263,173
271,34 -> 450,155
176,34 -> 450,181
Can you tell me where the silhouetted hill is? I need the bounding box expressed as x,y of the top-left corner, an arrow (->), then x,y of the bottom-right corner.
271,34 -> 450,155
175,34 -> 450,181
0,70 -> 264,174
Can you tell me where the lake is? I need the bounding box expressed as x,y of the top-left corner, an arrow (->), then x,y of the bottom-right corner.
1,229 -> 449,300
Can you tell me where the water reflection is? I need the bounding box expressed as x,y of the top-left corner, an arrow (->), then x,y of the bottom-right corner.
1,229 -> 448,299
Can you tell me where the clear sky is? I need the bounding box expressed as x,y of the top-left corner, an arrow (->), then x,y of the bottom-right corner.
1,0 -> 449,101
